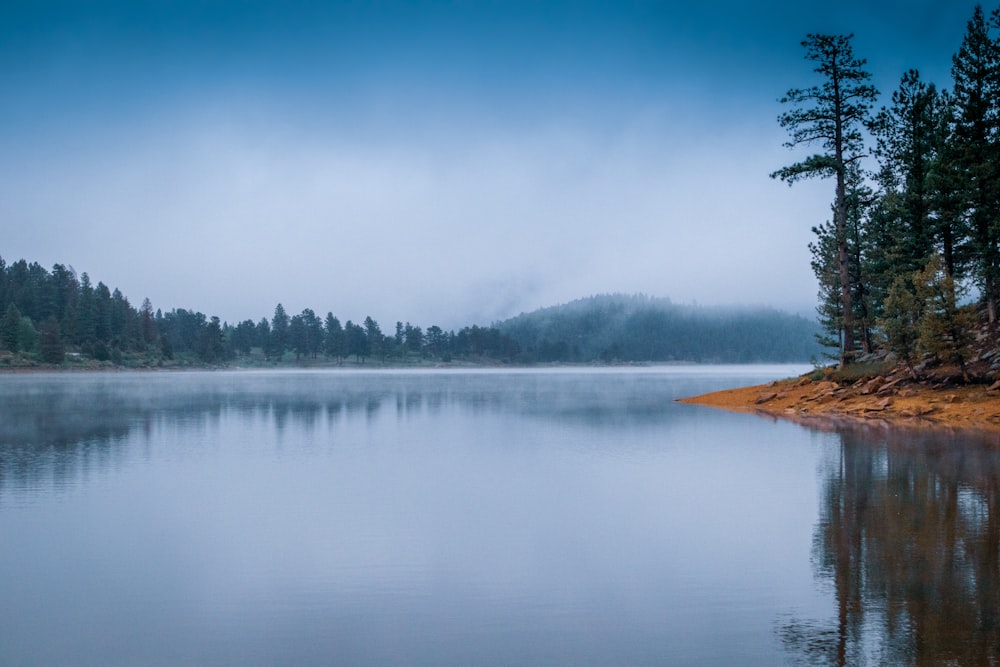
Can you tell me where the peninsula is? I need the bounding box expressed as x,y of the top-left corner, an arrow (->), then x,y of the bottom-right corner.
679,359 -> 1000,432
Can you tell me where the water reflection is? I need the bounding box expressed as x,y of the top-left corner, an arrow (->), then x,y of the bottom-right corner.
3,366 -> 819,667
781,422 -> 1000,666
0,369 -> 754,501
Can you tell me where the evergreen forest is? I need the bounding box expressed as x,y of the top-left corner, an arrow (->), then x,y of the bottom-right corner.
0,257 -> 819,368
0,257 -> 517,367
775,5 -> 1000,376
497,294 -> 820,363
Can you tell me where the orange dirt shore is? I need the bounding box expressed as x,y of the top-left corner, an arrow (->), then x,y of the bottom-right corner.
678,375 -> 1000,433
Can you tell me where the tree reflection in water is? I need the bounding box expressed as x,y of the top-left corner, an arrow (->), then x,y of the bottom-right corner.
781,422 -> 1000,666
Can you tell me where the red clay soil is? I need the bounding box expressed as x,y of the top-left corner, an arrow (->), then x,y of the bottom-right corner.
678,373 -> 1000,432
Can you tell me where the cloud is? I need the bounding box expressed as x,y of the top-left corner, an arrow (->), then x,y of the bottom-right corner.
5,0 -> 991,331
1,100 -> 823,329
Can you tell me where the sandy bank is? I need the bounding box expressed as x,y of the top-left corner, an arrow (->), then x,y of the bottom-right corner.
678,373 -> 1000,432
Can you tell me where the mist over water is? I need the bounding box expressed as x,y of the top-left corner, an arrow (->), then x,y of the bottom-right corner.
3,367 -> 999,665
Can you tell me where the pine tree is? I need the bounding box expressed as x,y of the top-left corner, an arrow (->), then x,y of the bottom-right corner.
76,272 -> 97,345
1,302 -> 21,352
929,89 -> 971,279
301,308 -> 323,358
809,221 -> 843,357
139,298 -> 158,346
230,320 -> 257,357
94,282 -> 112,343
808,163 -> 876,357
38,316 -> 65,364
364,316 -> 385,362
17,316 -> 36,354
345,320 -> 369,362
773,34 -> 879,366
324,313 -> 345,362
406,324 -> 423,355
288,314 -> 307,360
196,316 -> 227,364
270,303 -> 289,359
914,254 -> 974,379
0,256 -> 7,316
872,70 -> 943,277
951,6 -> 1000,321
844,164 -> 878,353
51,263 -> 79,344
879,275 -> 921,375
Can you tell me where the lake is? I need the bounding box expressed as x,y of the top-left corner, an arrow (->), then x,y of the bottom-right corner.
2,366 -> 998,665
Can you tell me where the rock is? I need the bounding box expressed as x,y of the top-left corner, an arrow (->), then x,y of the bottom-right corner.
860,377 -> 884,395
881,376 -> 907,390
755,392 -> 778,405
807,383 -> 839,401
876,377 -> 906,395
898,406 -> 937,417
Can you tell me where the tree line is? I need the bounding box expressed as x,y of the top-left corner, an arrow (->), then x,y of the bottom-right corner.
775,5 -> 1000,373
0,257 -> 822,367
0,256 -> 518,366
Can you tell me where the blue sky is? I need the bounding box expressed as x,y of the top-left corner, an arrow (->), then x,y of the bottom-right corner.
0,1 -> 990,327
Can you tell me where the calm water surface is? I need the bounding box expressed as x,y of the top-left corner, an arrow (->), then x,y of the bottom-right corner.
1,366 -> 998,665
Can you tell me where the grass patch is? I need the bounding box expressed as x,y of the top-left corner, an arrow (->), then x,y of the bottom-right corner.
828,360 -> 895,384
808,367 -> 828,382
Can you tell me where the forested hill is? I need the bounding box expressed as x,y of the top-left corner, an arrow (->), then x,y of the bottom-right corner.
0,255 -> 820,367
496,294 -> 822,363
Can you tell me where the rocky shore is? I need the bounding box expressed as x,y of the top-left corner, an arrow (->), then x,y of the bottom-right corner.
678,368 -> 1000,432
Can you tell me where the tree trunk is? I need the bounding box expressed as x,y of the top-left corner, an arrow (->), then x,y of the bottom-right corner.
837,233 -> 854,365
836,173 -> 854,367
833,55 -> 854,368
943,225 -> 955,278
986,239 -> 998,322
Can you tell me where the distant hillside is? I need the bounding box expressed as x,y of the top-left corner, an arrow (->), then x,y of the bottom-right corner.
0,254 -> 821,368
496,294 -> 822,363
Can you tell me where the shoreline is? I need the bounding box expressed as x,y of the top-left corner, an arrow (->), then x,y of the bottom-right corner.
678,374 -> 1000,433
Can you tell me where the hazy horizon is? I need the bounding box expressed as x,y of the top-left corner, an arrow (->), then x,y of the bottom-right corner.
1,1 -> 985,328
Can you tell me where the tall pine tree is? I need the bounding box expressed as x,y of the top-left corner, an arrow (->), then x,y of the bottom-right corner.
773,34 -> 879,366
951,6 -> 1000,321
872,70 -> 944,277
